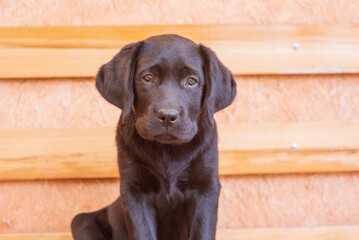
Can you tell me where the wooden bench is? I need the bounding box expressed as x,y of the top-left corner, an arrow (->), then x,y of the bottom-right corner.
1,227 -> 359,240
1,24 -> 359,239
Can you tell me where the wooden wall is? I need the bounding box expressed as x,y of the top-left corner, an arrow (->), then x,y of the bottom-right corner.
1,0 -> 359,237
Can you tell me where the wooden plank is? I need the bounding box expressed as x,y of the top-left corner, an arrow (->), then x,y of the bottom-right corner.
0,122 -> 358,180
0,127 -> 118,180
216,226 -> 359,240
0,233 -> 70,240
1,25 -> 359,78
1,226 -> 359,240
219,149 -> 359,175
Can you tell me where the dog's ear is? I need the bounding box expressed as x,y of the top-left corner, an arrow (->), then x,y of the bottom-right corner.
200,44 -> 237,125
95,41 -> 144,123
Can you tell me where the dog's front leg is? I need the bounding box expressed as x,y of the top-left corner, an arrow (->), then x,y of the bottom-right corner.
120,184 -> 157,240
185,180 -> 221,240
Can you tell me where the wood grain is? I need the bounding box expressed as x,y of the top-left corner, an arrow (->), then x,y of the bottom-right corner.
1,226 -> 359,240
1,25 -> 359,78
217,226 -> 359,240
1,122 -> 359,180
0,233 -> 69,240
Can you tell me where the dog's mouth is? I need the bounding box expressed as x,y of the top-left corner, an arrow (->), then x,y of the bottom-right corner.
154,133 -> 183,144
135,116 -> 198,145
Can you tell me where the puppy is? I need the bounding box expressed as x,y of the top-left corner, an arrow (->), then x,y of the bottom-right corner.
71,34 -> 236,240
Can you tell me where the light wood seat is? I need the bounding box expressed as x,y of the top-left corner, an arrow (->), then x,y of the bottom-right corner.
1,226 -> 359,240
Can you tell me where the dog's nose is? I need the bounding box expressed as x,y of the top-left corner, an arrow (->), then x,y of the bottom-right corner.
157,109 -> 179,126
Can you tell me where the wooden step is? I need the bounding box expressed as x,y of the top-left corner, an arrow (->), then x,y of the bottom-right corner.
1,226 -> 359,239
1,122 -> 359,180
1,24 -> 359,78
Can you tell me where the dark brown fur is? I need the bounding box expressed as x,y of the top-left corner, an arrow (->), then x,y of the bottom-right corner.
71,34 -> 236,240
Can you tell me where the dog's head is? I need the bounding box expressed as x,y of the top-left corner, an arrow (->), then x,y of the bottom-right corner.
96,34 -> 236,144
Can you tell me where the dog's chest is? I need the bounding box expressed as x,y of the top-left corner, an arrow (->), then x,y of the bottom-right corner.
153,161 -> 190,208
154,172 -> 189,239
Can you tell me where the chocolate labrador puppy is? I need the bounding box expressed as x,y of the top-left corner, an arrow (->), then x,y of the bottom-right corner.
71,34 -> 236,240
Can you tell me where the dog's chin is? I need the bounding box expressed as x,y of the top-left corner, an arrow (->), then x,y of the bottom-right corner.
136,125 -> 195,145
138,131 -> 193,145
135,118 -> 198,145
153,133 -> 191,144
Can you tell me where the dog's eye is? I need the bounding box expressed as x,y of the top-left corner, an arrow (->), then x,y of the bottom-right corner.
141,74 -> 154,82
186,77 -> 198,86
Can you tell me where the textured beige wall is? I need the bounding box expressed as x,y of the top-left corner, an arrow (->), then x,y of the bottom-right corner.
1,75 -> 359,129
1,0 -> 359,234
1,0 -> 359,26
2,174 -> 359,233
